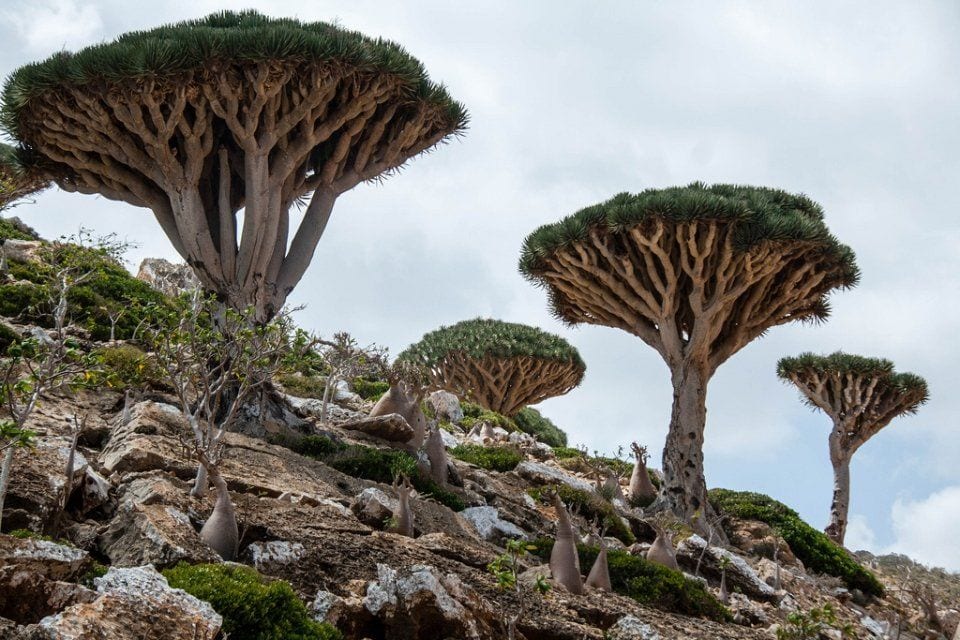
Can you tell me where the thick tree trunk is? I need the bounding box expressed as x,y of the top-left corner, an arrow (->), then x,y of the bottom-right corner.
657,362 -> 717,536
825,439 -> 851,545
199,466 -> 239,561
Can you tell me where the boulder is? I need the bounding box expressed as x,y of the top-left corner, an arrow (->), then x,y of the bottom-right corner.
4,437 -> 90,532
135,258 -> 199,297
459,506 -> 526,545
514,461 -> 596,493
676,534 -> 777,602
99,401 -> 191,475
0,535 -> 96,624
285,394 -> 367,424
2,239 -> 43,263
362,563 -> 499,639
426,391 -> 463,424
339,413 -> 415,443
351,487 -> 399,529
607,616 -> 661,640
38,565 -> 222,640
725,517 -> 799,566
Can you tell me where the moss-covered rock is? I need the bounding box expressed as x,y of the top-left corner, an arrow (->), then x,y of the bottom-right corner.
450,444 -> 522,472
709,489 -> 884,597
162,563 -> 342,640
529,538 -> 729,621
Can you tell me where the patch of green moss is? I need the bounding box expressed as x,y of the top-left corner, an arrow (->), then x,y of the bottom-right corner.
351,377 -> 389,401
163,563 -> 342,640
528,538 -> 729,621
9,528 -> 53,541
709,489 -> 884,597
450,444 -> 522,472
277,373 -> 327,399
528,485 -> 634,546
300,442 -> 466,512
513,407 -> 567,447
461,409 -> 515,432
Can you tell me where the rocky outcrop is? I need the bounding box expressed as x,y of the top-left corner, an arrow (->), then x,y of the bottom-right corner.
340,414 -> 415,442
607,616 -> 661,640
459,506 -> 525,544
135,258 -> 199,297
0,535 -> 95,624
426,391 -> 463,423
515,460 -> 596,493
676,534 -> 778,602
38,565 -> 221,640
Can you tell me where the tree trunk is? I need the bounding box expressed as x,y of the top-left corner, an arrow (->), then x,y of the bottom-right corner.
825,448 -> 851,546
0,446 -> 15,531
199,466 -> 239,561
190,463 -> 209,498
658,362 -> 716,535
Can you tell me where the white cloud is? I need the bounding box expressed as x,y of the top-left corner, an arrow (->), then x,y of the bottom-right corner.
844,514 -> 878,553
885,486 -> 960,571
5,0 -> 103,54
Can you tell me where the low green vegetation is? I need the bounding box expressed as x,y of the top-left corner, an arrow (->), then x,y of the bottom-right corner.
351,377 -> 389,401
709,489 -> 884,597
0,216 -> 38,241
460,409 -> 516,432
450,444 -> 522,472
94,343 -> 165,390
9,528 -> 52,541
0,321 -> 18,354
277,373 -> 327,399
528,485 -> 634,545
776,603 -> 853,639
552,446 -> 581,459
296,436 -> 465,512
513,407 -> 567,447
528,539 -> 729,621
163,563 -> 342,640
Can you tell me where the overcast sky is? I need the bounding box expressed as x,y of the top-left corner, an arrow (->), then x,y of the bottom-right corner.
2,1 -> 958,569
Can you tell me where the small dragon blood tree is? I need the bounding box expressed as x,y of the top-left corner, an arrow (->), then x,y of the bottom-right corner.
519,184 -> 859,533
0,143 -> 48,211
398,318 -> 585,417
1,10 -> 467,323
777,352 -> 928,545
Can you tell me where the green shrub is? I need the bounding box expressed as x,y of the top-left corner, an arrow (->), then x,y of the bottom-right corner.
351,377 -> 389,401
460,409 -> 515,432
709,489 -> 884,597
80,562 -> 109,587
94,344 -> 165,389
277,373 -> 327,399
551,446 -> 581,459
528,485 -> 634,545
460,400 -> 484,419
450,444 -> 522,472
292,435 -> 345,458
0,216 -> 38,241
0,321 -> 19,354
513,407 -> 567,447
303,443 -> 466,512
163,563 -> 342,640
0,282 -> 49,321
528,539 -> 729,621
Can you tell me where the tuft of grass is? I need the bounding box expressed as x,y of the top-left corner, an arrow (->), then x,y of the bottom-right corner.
163,563 -> 342,640
450,444 -> 522,472
709,489 -> 884,597
528,538 -> 729,621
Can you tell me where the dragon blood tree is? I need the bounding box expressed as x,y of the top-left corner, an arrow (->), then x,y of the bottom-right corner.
777,352 -> 928,545
398,318 -> 585,417
1,11 -> 467,322
519,184 -> 859,531
0,142 -> 48,211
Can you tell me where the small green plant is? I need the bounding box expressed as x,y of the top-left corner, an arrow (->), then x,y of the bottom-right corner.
450,444 -> 522,472
528,538 -> 729,621
9,528 -> 52,541
513,407 -> 567,447
94,343 -> 165,390
351,377 -> 389,401
709,489 -> 884,597
528,485 -> 634,545
292,435 -> 345,458
460,400 -> 484,419
460,409 -> 516,432
163,563 -> 342,640
277,373 -> 327,399
776,603 -> 854,639
80,561 -> 109,587
552,446 -> 581,459
487,538 -> 550,639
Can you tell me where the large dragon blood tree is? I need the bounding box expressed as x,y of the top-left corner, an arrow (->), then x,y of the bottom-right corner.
519,184 -> 859,531
0,11 -> 467,323
398,318 -> 585,417
777,352 -> 928,546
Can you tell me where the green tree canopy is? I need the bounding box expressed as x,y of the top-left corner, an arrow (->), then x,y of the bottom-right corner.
398,318 -> 585,416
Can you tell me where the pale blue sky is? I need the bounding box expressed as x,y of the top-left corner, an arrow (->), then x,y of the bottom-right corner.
2,1 -> 958,567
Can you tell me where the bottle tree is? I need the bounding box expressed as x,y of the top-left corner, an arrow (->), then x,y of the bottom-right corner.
1,11 -> 467,323
519,184 -> 859,532
398,318 -> 585,417
777,352 -> 928,545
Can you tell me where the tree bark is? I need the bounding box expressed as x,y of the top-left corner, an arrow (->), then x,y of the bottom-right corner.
0,446 -> 15,531
658,362 -> 716,535
825,430 -> 851,545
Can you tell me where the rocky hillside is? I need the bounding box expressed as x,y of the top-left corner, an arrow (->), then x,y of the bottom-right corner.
1,225 -> 958,640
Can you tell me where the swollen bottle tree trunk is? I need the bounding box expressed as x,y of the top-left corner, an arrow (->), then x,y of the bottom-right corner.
520,185 -> 860,535
628,442 -> 657,505
778,352 -> 928,546
199,462 -> 239,561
